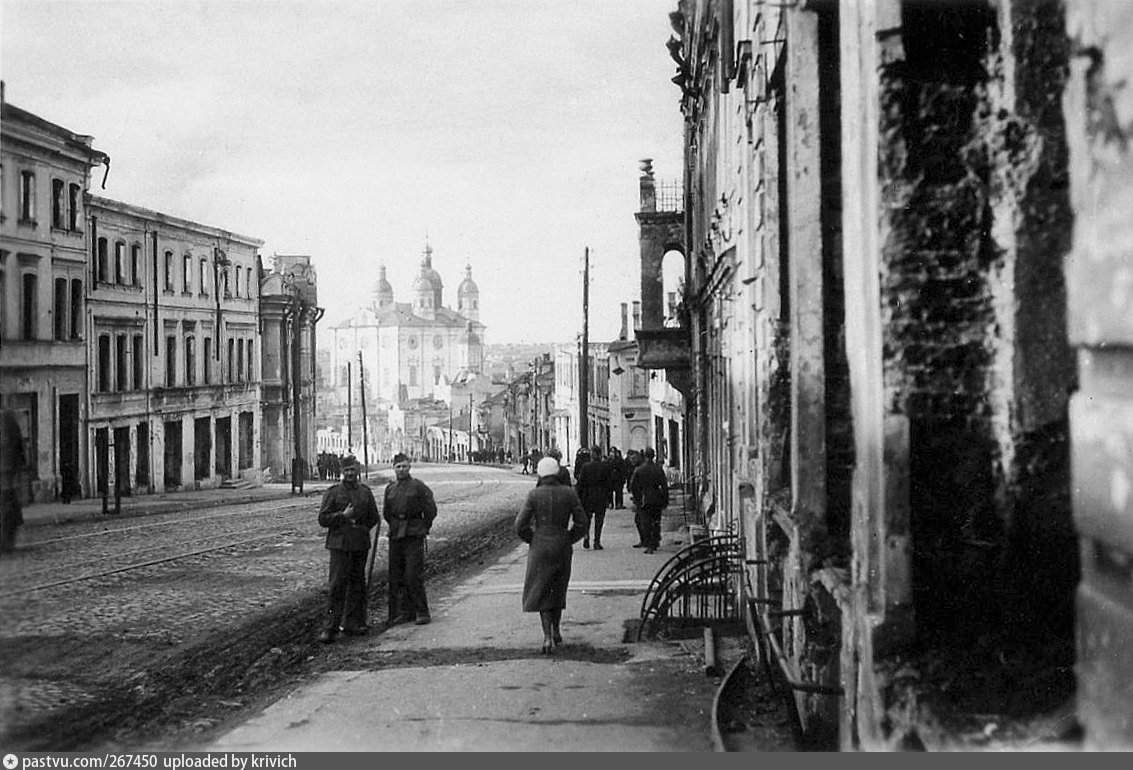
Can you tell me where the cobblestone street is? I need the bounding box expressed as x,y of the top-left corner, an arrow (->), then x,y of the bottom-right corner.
0,466 -> 530,750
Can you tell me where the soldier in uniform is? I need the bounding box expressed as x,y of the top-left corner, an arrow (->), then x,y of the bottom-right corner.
384,452 -> 438,625
575,446 -> 611,550
629,447 -> 669,554
316,455 -> 380,643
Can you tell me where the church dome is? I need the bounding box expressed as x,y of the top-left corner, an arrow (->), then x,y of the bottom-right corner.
373,264 -> 394,307
457,263 -> 478,296
412,273 -> 435,293
457,263 -> 479,321
419,243 -> 443,291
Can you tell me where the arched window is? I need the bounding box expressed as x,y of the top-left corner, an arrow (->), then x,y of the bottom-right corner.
69,279 -> 83,339
131,244 -> 142,287
115,241 -> 126,284
54,278 -> 67,341
21,272 -> 37,340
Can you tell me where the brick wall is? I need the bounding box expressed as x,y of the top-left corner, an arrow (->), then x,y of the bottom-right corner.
876,0 -> 1075,643
879,0 -> 1004,638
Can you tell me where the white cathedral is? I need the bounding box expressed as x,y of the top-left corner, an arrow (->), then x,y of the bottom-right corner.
328,243 -> 485,406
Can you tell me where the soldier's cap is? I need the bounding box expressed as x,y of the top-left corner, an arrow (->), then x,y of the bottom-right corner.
341,455 -> 359,469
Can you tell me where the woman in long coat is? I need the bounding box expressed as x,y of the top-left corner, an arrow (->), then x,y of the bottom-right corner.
515,456 -> 588,653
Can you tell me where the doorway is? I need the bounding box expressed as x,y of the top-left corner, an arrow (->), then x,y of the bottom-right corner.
164,420 -> 182,489
95,427 -> 109,496
215,416 -> 231,478
113,426 -> 130,496
194,416 -> 211,481
136,422 -> 150,489
238,411 -> 254,470
58,394 -> 80,501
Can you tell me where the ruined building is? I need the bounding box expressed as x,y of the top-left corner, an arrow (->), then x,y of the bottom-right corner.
643,0 -> 1131,750
260,254 -> 323,483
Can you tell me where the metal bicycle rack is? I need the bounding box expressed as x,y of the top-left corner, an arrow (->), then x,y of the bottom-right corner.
636,534 -> 744,641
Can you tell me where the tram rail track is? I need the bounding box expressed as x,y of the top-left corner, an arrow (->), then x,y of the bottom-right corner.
0,468 -> 527,752
0,529 -> 303,598
0,476 -> 504,600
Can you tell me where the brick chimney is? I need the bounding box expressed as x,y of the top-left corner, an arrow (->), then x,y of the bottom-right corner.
620,303 -> 629,340
632,301 -> 642,332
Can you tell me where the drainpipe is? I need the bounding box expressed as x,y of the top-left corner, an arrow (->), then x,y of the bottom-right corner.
151,230 -> 159,354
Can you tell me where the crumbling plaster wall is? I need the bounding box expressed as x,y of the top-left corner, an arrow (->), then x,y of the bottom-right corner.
875,0 -> 1073,646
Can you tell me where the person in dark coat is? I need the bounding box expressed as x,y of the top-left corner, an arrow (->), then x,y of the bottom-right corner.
317,454 -> 381,642
0,409 -> 27,555
384,452 -> 438,625
628,447 -> 669,553
572,446 -> 591,484
575,445 -> 611,550
625,449 -> 647,547
515,456 -> 588,654
607,446 -> 626,509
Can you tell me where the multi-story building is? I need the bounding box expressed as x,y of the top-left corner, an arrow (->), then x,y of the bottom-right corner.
86,196 -> 263,494
648,0 -> 1107,749
260,254 -> 323,482
607,302 -> 655,458
327,244 -> 485,409
385,397 -> 449,461
552,344 -> 608,461
0,92 -> 108,502
500,362 -> 553,462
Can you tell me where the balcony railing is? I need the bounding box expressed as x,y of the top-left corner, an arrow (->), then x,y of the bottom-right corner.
655,181 -> 684,213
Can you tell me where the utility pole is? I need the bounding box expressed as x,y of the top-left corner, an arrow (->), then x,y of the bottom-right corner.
358,351 -> 369,474
448,402 -> 453,462
469,393 -> 475,463
346,360 -> 353,451
580,247 -> 590,455
290,298 -> 304,494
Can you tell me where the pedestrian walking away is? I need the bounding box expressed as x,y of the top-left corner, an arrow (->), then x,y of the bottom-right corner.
515,456 -> 588,654
628,447 -> 669,554
316,454 -> 381,643
575,445 -> 611,550
383,452 -> 438,625
608,446 -> 626,509
544,447 -> 572,487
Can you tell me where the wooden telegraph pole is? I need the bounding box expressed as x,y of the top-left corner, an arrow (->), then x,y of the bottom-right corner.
347,360 -> 353,450
579,247 -> 590,455
358,351 -> 369,474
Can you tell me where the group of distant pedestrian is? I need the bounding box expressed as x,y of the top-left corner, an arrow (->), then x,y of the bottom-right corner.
315,451 -> 351,481
312,439 -> 671,657
468,448 -> 509,464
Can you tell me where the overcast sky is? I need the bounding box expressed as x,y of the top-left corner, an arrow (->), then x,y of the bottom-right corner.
1,0 -> 684,345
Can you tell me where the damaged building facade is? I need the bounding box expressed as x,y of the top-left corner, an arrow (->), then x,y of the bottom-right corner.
646,0 -> 1131,750
260,254 -> 322,483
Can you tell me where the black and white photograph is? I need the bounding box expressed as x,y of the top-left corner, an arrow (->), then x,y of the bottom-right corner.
1,0 -> 1131,754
